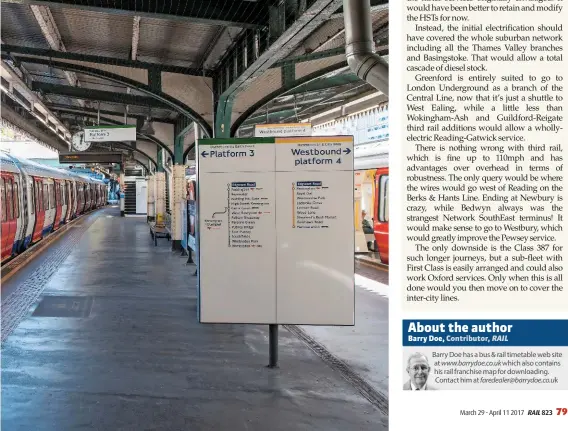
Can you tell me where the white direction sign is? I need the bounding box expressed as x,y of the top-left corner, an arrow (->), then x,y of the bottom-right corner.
84,125 -> 137,142
197,136 -> 354,325
254,123 -> 312,137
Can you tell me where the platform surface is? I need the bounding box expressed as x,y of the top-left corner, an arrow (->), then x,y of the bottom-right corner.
1,207 -> 387,431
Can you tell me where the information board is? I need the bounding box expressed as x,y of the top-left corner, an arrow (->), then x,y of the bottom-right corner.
197,136 -> 354,325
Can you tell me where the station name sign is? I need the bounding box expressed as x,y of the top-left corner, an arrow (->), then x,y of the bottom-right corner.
254,123 -> 312,137
84,125 -> 136,142
59,152 -> 124,164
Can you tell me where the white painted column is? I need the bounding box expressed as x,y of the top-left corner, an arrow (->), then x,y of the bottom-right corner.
119,171 -> 125,217
147,175 -> 155,222
172,164 -> 186,249
155,172 -> 166,224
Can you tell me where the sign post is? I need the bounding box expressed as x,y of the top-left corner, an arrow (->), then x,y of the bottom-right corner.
197,136 -> 354,367
180,199 -> 188,256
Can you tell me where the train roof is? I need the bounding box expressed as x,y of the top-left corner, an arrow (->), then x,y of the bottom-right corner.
0,151 -> 20,174
1,152 -> 106,184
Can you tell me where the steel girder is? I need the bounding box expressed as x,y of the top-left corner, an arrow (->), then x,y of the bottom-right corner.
230,60 -> 348,135
1,45 -> 211,76
47,103 -> 176,124
0,101 -> 69,152
213,0 -> 344,137
2,55 -> 213,137
32,81 -> 169,108
92,141 -> 157,170
1,0 -> 267,29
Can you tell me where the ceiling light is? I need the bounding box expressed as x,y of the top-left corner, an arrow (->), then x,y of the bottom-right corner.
140,115 -> 154,134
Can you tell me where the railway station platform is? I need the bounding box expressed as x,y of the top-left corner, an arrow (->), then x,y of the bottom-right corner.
1,207 -> 388,431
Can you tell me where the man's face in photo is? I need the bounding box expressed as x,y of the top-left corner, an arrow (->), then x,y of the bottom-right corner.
408,356 -> 430,389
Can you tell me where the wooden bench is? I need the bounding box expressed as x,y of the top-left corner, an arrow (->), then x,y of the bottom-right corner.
149,222 -> 171,246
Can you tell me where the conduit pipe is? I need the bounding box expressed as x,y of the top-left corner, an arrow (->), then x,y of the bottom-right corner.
343,0 -> 389,96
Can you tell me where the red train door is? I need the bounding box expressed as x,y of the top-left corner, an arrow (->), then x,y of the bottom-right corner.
374,168 -> 389,264
32,178 -> 45,243
1,177 -> 10,260
1,176 -> 17,259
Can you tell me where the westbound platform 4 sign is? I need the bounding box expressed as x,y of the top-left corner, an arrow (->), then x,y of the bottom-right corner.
254,123 -> 312,137
197,136 -> 354,325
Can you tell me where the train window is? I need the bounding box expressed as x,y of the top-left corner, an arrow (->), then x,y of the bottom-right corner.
43,184 -> 49,210
14,182 -> 19,218
6,180 -> 13,220
38,183 -> 43,212
0,178 -> 5,222
62,183 -> 66,206
378,175 -> 389,223
49,183 -> 55,209
34,182 -> 39,212
30,181 -> 35,215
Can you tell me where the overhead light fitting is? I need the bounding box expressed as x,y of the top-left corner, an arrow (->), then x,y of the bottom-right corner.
140,115 -> 155,134
140,107 -> 154,134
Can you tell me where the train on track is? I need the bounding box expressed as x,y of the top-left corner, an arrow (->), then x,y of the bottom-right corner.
1,152 -> 108,263
354,140 -> 389,264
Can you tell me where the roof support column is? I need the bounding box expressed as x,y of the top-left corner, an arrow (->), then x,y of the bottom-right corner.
119,167 -> 125,217
213,89 -> 235,138
147,174 -> 155,222
171,133 -> 186,251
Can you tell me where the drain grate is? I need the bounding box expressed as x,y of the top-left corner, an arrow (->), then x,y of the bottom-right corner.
32,296 -> 93,318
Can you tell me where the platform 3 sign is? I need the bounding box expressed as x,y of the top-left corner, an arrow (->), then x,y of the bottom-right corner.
197,136 -> 354,325
84,125 -> 136,142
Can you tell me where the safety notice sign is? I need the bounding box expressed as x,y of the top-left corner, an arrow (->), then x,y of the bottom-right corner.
197,136 -> 354,325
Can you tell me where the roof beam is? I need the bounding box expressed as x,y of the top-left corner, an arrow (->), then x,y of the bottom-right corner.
32,81 -> 169,108
1,44 -> 211,76
330,0 -> 388,19
3,55 -> 212,136
214,0 -> 344,137
3,0 -> 266,29
131,16 -> 141,61
46,103 -> 176,124
0,102 -> 68,153
29,4 -> 86,108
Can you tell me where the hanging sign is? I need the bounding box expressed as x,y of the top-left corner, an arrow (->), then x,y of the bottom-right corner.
254,123 -> 312,137
84,125 -> 136,142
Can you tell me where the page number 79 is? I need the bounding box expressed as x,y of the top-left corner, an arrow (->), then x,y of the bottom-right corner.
557,408 -> 567,415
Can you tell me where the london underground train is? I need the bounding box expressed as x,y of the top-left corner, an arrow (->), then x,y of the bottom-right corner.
354,140 -> 389,264
1,152 -> 107,263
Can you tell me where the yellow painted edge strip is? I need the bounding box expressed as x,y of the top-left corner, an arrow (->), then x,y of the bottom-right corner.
255,123 -> 310,128
0,210 -> 98,285
276,136 -> 353,144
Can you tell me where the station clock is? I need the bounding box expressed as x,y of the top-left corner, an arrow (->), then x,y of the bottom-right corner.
72,131 -> 91,151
